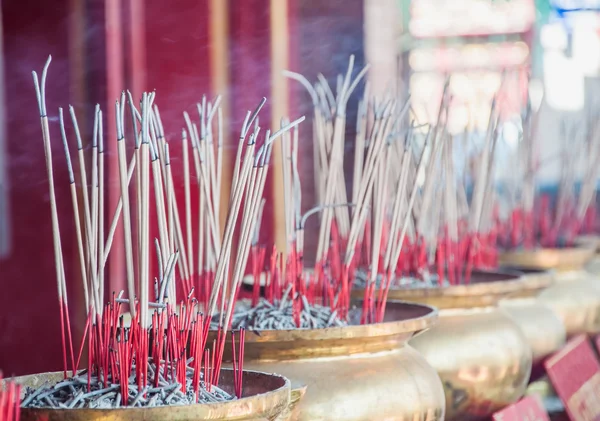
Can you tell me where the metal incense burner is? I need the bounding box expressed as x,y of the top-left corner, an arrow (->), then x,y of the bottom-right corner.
214,300 -> 445,421
497,266 -> 565,375
355,270 -> 533,421
10,369 -> 291,421
500,246 -> 600,336
499,246 -> 596,272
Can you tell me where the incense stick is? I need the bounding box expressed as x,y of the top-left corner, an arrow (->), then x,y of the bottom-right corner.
32,56 -> 74,377
116,98 -> 137,318
59,107 -> 91,313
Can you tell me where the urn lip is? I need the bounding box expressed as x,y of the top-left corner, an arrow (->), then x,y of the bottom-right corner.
10,369 -> 291,420
353,269 -> 526,309
499,245 -> 595,271
221,300 -> 438,343
499,265 -> 556,297
209,301 -> 439,359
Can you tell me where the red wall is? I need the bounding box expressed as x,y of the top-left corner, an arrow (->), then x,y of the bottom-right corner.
0,0 -> 77,375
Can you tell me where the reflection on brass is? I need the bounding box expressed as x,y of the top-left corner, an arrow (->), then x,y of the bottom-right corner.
499,246 -> 595,272
499,298 -> 566,364
538,278 -> 600,336
12,369 -> 291,421
410,307 -> 532,421
216,301 -> 446,421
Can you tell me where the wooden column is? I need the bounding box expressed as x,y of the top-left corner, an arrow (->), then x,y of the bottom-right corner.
364,0 -> 398,97
270,0 -> 290,251
210,0 -> 231,233
105,0 -> 126,296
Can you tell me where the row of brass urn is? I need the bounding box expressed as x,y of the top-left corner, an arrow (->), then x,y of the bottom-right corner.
9,244 -> 600,421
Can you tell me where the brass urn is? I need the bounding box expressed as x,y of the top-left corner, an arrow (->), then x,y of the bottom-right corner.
218,301 -> 445,421
498,298 -> 566,380
500,246 -> 600,336
356,270 -> 533,421
497,267 -> 565,370
537,277 -> 600,336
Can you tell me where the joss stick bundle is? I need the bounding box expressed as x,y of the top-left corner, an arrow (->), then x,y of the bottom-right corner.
26,56 -> 304,408
499,102 -> 600,250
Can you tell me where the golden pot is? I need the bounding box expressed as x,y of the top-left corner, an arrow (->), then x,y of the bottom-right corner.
500,249 -> 600,336
218,301 -> 445,421
537,277 -> 600,336
410,307 -> 532,421
12,369 -> 291,421
492,269 -> 564,381
499,246 -> 595,272
353,271 -> 532,421
498,298 -> 566,364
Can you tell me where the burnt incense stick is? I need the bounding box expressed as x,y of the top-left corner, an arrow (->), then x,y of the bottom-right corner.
59,107 -> 91,313
98,108 -> 106,305
140,94 -> 151,328
182,124 -> 193,282
469,99 -> 497,234
116,98 -> 137,318
148,110 -> 170,264
33,56 -> 74,377
315,56 -> 370,264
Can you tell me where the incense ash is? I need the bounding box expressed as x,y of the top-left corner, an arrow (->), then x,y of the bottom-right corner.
353,270 -> 450,290
20,367 -> 233,409
211,296 -> 348,330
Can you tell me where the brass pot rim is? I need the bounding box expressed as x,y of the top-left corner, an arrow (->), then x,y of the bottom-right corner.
499,245 -> 596,270
436,305 -> 498,317
355,269 -> 524,298
499,296 -> 542,306
11,369 -> 291,420
214,300 -> 438,344
351,269 -> 525,309
499,265 -> 555,291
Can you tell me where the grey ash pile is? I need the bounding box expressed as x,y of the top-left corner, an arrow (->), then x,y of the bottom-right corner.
212,295 -> 348,330
20,365 -> 234,409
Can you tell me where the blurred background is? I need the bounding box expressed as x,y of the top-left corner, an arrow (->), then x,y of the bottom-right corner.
0,0 -> 597,375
